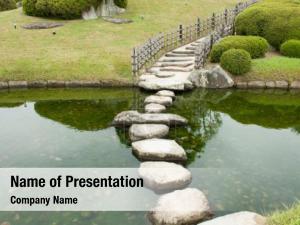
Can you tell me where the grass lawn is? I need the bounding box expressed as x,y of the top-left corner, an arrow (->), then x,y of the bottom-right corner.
0,0 -> 239,82
241,56 -> 300,82
268,204 -> 300,225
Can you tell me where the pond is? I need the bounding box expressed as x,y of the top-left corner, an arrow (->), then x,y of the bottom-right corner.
0,88 -> 300,224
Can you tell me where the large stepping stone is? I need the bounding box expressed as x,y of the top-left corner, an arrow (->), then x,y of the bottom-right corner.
144,95 -> 173,106
113,111 -> 188,126
172,50 -> 195,54
148,188 -> 212,225
199,211 -> 266,225
129,124 -> 169,141
159,62 -> 193,68
139,79 -> 186,91
156,90 -> 175,98
132,139 -> 187,162
145,103 -> 166,113
160,67 -> 193,72
155,73 -> 176,78
159,58 -> 194,62
138,161 -> 192,191
165,53 -> 195,57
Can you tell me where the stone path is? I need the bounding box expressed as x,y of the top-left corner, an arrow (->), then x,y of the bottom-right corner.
113,37 -> 266,225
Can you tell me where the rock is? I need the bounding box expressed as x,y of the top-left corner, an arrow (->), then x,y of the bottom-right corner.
48,80 -> 66,88
236,81 -> 248,89
80,81 -> 101,87
145,103 -> 166,113
156,90 -> 175,98
144,95 -> 173,106
155,73 -> 176,78
189,66 -> 234,89
139,74 -> 156,81
266,81 -> 275,89
129,124 -> 169,141
149,188 -> 212,225
103,17 -> 133,24
132,139 -> 187,162
160,67 -> 193,72
65,81 -> 82,88
275,80 -> 289,89
0,82 -> 8,89
8,81 -> 27,89
291,80 -> 300,89
22,23 -> 63,30
199,211 -> 266,225
112,111 -> 188,127
28,81 -> 47,88
138,161 -> 192,191
139,79 -> 186,91
248,81 -> 266,89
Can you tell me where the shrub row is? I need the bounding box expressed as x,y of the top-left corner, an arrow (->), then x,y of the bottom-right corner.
210,35 -> 269,63
0,0 -> 16,11
220,49 -> 251,75
22,0 -> 127,19
235,0 -> 300,49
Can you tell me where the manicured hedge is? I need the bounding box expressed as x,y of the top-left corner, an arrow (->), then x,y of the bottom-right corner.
210,35 -> 269,63
235,0 -> 300,50
280,40 -> 300,58
0,0 -> 16,11
220,49 -> 251,75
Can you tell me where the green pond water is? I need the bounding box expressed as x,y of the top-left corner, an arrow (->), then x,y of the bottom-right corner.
0,88 -> 300,224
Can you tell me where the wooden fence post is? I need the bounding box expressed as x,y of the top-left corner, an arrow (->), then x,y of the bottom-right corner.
234,4 -> 239,16
194,46 -> 201,70
179,24 -> 183,43
197,18 -> 201,36
210,34 -> 214,49
224,8 -> 228,25
131,47 -> 138,82
211,13 -> 216,30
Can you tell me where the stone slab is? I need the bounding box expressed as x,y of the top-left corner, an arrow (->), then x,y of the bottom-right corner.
8,81 -> 28,89
132,139 -> 187,162
129,124 -> 169,141
145,103 -> 166,113
148,188 -> 212,225
144,95 -> 173,106
291,80 -> 300,89
156,90 -> 175,98
248,81 -> 266,89
113,111 -> 188,127
138,161 -> 192,191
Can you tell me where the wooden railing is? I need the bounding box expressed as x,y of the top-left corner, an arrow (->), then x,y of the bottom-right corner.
131,0 -> 258,81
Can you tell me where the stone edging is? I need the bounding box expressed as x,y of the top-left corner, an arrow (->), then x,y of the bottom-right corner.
235,80 -> 300,89
0,80 -> 133,90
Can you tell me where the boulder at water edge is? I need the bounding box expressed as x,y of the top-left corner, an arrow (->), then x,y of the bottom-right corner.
189,66 -> 234,89
199,211 -> 266,225
112,111 -> 188,126
138,161 -> 192,191
148,188 -> 212,225
132,139 -> 187,162
129,124 -> 169,142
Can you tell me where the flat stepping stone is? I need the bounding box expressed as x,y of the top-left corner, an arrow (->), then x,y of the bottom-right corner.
139,74 -> 156,81
165,53 -> 195,57
159,58 -> 194,62
155,73 -> 175,78
139,79 -> 185,91
200,211 -> 266,225
129,124 -> 169,141
113,111 -> 188,126
156,90 -> 175,98
160,67 -> 193,72
186,46 -> 196,50
144,95 -> 173,106
172,50 -> 195,54
159,62 -> 193,68
145,103 -> 166,113
132,139 -> 187,162
138,161 -> 192,191
148,188 -> 212,225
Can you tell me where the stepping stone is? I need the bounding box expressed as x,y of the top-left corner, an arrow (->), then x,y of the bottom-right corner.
172,50 -> 195,54
165,53 -> 195,57
139,74 -> 156,81
160,67 -> 193,72
113,111 -> 188,127
186,46 -> 196,50
145,103 -> 166,113
159,62 -> 193,68
132,139 -> 187,162
155,73 -> 175,78
156,90 -> 175,98
139,78 -> 193,91
200,211 -> 266,225
144,95 -> 173,106
148,188 -> 212,225
159,58 -> 194,62
138,161 -> 192,191
129,124 -> 169,141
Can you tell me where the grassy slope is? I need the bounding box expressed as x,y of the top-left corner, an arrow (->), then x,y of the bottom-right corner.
0,0 -> 238,81
268,204 -> 300,225
241,56 -> 300,82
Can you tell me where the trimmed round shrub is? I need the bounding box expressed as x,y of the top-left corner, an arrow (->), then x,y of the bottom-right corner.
280,40 -> 300,58
235,0 -> 300,50
220,49 -> 251,75
114,0 -> 127,8
23,0 -> 102,19
0,0 -> 16,11
210,35 -> 269,63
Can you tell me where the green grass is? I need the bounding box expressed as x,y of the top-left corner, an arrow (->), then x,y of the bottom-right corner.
0,0 -> 239,82
243,56 -> 300,82
268,204 -> 300,225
